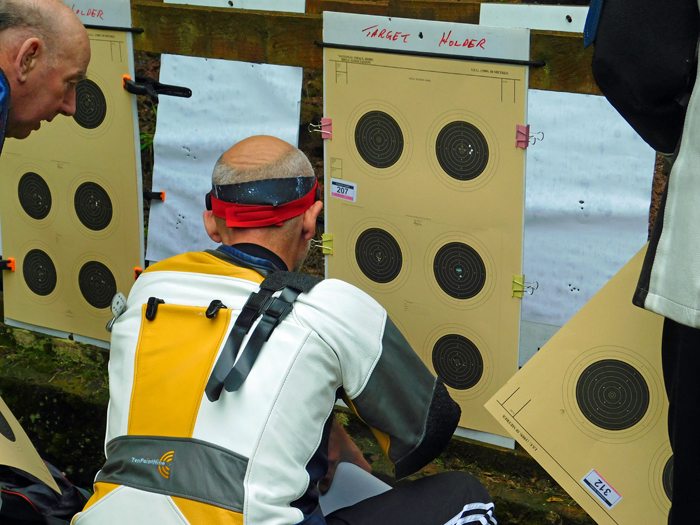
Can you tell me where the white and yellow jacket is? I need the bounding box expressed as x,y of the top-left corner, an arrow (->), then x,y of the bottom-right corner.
72,248 -> 461,525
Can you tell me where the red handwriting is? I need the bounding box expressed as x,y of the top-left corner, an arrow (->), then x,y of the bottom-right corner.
439,31 -> 485,50
71,5 -> 104,19
362,25 -> 410,44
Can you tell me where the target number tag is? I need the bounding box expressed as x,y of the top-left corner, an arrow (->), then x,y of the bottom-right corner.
330,179 -> 357,202
582,470 -> 622,509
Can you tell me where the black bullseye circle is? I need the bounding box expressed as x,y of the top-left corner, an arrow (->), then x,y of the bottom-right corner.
79,261 -> 116,309
436,121 -> 489,181
355,228 -> 402,283
74,182 -> 112,231
73,79 -> 107,129
23,249 -> 57,296
432,334 -> 483,390
18,172 -> 51,220
0,411 -> 15,442
433,243 -> 486,299
663,456 -> 674,501
575,359 -> 650,431
355,111 -> 404,168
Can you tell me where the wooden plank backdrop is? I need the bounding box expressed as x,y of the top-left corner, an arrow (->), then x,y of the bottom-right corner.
130,0 -> 600,95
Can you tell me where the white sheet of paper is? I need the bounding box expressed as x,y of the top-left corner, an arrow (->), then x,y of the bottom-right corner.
519,90 -> 655,365
480,5 -> 589,33
164,0 -> 305,12
145,55 -> 302,263
62,0 -> 131,27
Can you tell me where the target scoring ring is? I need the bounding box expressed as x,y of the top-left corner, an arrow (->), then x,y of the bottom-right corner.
354,111 -> 404,169
17,172 -> 52,220
433,242 -> 486,299
73,79 -> 107,129
74,182 -> 113,231
79,261 -> 117,309
355,228 -> 403,284
23,249 -> 57,297
432,334 -> 484,390
575,359 -> 650,431
0,411 -> 16,442
662,456 -> 674,501
435,121 -> 489,181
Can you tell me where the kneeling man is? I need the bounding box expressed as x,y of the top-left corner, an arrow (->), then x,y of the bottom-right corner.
73,136 -> 495,525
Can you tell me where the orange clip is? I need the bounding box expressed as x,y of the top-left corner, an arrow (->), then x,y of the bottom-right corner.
122,74 -> 132,89
134,267 -> 143,280
0,258 -> 15,272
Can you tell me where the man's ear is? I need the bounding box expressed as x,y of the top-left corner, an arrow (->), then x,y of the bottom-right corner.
301,201 -> 323,241
15,38 -> 42,82
203,210 -> 223,243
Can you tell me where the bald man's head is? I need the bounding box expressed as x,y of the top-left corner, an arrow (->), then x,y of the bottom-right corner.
0,0 -> 90,138
213,135 -> 314,185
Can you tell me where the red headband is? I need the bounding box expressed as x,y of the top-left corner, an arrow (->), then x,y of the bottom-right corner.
211,180 -> 318,228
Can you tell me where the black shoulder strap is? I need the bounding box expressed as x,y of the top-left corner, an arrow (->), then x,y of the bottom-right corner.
205,272 -> 322,402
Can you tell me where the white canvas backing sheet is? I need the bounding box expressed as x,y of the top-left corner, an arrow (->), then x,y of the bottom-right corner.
519,90 -> 656,366
145,55 -> 303,263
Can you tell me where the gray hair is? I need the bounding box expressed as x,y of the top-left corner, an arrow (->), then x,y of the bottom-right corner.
212,146 -> 314,185
0,0 -> 60,51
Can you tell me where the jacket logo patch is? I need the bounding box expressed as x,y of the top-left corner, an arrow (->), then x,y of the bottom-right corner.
131,450 -> 175,479
159,451 -> 174,479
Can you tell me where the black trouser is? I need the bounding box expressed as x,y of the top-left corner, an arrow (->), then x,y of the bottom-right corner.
325,471 -> 494,525
662,318 -> 700,525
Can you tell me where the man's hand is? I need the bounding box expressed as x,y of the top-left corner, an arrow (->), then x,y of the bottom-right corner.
319,418 -> 372,494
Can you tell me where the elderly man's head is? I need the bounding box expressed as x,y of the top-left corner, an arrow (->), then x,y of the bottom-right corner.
204,136 -> 323,272
0,0 -> 90,139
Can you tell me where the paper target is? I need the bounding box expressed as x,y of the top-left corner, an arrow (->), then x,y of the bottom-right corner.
355,228 -> 403,283
74,182 -> 113,231
435,121 -> 490,181
432,333 -> 484,390
78,261 -> 117,309
23,249 -> 57,297
0,411 -> 16,442
433,242 -> 487,299
73,79 -> 107,129
17,172 -> 51,220
575,359 -> 650,432
354,111 -> 404,169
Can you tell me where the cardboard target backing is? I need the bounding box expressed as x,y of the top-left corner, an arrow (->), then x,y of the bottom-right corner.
485,246 -> 671,524
0,29 -> 143,344
324,47 -> 527,438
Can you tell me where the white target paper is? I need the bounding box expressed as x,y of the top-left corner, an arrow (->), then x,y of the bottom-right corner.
519,90 -> 656,365
145,55 -> 302,263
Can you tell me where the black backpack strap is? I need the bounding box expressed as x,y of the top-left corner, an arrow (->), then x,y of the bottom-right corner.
205,271 -> 322,401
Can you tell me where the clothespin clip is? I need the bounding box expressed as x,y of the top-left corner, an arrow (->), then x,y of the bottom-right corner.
516,125 -> 530,149
143,190 -> 165,202
308,118 -> 332,139
123,75 -> 192,103
0,258 -> 15,272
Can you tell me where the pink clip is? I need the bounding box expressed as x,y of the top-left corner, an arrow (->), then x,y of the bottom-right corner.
321,118 -> 332,139
516,124 -> 530,149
